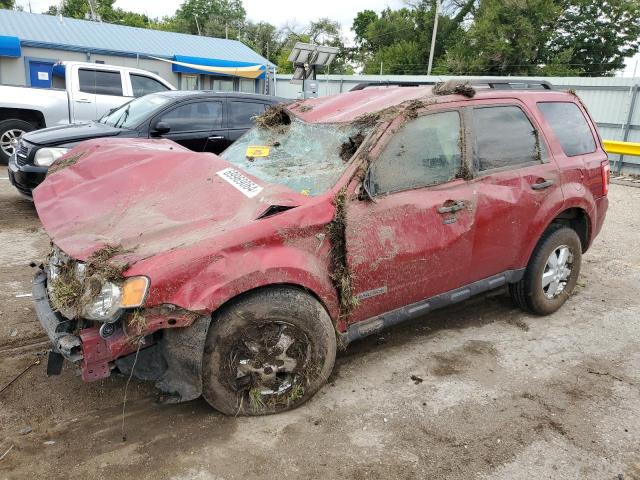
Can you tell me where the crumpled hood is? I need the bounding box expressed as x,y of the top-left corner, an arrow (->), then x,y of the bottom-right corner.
33,138 -> 305,263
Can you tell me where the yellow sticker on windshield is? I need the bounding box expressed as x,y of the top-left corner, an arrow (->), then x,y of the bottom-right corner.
246,146 -> 270,157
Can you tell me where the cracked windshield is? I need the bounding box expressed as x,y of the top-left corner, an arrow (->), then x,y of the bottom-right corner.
221,116 -> 369,196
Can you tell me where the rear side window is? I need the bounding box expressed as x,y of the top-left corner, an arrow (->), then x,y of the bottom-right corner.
371,110 -> 462,195
229,101 -> 266,128
158,101 -> 222,132
538,102 -> 596,157
473,106 -> 539,171
78,69 -> 123,96
130,74 -> 169,97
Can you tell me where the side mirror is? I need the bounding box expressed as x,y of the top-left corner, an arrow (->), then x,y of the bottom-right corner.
152,121 -> 171,136
359,167 -> 376,202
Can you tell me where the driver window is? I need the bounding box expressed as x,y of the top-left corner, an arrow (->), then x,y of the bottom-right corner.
370,111 -> 462,195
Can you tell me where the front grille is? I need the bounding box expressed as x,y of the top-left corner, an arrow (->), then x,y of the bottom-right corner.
15,141 -> 31,166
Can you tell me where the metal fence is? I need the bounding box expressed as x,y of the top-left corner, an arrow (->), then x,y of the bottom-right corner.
275,74 -> 640,175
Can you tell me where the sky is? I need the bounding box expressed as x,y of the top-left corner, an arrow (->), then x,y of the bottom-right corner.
14,0 -> 640,77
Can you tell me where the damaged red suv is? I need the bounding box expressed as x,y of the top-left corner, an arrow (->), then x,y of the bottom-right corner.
32,80 -> 609,415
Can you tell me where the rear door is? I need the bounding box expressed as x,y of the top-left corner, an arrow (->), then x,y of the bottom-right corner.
151,99 -> 225,152
72,67 -> 127,121
467,102 -> 563,280
536,101 -> 605,199
227,99 -> 269,147
346,108 -> 477,324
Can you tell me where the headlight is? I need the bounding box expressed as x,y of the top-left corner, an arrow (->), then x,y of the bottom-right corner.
81,276 -> 150,322
83,282 -> 122,322
34,147 -> 70,167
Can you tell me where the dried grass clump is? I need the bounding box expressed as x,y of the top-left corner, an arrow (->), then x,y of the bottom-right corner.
327,189 -> 359,314
86,244 -> 131,283
433,80 -> 476,98
255,104 -> 292,130
47,152 -> 86,175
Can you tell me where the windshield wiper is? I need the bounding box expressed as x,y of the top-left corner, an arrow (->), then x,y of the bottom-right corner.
114,104 -> 131,129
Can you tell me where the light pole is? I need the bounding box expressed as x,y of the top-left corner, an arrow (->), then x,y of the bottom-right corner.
427,0 -> 441,76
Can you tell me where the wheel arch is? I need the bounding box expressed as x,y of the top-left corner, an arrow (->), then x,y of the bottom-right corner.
0,108 -> 46,128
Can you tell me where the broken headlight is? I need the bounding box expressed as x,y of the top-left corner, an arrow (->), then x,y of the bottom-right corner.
82,282 -> 122,322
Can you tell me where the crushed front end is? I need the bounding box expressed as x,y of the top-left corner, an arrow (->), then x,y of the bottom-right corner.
33,245 -> 209,402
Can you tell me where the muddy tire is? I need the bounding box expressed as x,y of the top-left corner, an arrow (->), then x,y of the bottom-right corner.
0,119 -> 35,165
202,287 -> 336,416
509,225 -> 582,315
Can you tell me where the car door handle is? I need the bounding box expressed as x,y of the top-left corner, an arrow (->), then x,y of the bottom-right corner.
531,179 -> 554,190
75,98 -> 92,104
437,200 -> 465,214
208,136 -> 225,140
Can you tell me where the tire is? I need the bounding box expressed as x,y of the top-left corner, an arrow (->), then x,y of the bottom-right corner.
0,119 -> 36,165
202,287 -> 337,416
509,225 -> 582,315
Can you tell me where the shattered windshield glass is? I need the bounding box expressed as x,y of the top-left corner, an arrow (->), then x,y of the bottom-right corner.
221,117 -> 369,196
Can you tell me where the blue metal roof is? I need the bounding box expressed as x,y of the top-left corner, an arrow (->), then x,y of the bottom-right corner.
0,10 -> 273,67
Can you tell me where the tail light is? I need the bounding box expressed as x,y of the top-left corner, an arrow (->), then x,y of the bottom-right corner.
601,160 -> 610,196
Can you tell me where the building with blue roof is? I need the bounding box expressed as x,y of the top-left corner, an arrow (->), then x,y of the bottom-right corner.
0,9 -> 275,93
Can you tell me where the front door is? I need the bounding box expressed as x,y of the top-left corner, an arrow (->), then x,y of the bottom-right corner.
29,60 -> 54,88
152,100 -> 225,152
467,103 -> 563,280
346,109 -> 477,324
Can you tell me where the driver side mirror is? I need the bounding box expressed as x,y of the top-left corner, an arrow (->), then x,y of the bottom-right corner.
151,121 -> 171,136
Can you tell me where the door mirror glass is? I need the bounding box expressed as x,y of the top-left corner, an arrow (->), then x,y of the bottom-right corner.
152,121 -> 171,135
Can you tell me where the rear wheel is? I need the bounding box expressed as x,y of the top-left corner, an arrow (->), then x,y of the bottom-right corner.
202,287 -> 336,416
509,225 -> 582,315
0,119 -> 36,165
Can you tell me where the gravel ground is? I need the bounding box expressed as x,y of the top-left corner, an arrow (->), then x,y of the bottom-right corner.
0,177 -> 639,480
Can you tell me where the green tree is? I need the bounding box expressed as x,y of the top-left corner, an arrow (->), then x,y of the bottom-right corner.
442,0 -> 562,76
353,1 -> 475,74
0,0 -> 15,9
173,0 -> 246,36
46,0 -> 152,27
550,0 -> 640,76
240,21 -> 283,65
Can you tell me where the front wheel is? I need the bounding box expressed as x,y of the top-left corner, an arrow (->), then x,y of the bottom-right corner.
509,225 -> 582,315
0,119 -> 36,165
202,287 -> 337,415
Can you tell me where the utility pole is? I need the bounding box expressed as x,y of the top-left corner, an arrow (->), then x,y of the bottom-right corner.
427,0 -> 441,76
194,14 -> 202,35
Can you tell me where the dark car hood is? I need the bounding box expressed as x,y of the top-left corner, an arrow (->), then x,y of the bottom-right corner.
23,121 -> 124,146
32,138 -> 307,263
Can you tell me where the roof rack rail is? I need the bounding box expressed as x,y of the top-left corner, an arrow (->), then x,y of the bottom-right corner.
350,81 -> 437,91
349,79 -> 553,92
467,79 -> 553,90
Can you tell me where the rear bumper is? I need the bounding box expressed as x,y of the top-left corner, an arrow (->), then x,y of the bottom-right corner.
589,195 -> 609,247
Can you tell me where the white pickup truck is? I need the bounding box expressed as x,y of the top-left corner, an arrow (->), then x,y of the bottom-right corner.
0,61 -> 175,163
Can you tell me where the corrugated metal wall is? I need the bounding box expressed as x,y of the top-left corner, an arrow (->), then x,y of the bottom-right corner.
276,74 -> 640,174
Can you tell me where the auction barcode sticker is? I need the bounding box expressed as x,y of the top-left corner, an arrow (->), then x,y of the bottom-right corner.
216,168 -> 263,198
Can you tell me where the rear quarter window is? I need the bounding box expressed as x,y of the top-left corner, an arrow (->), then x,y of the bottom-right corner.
538,102 -> 596,157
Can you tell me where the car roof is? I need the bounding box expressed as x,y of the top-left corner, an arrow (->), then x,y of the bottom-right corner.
154,90 -> 286,103
288,85 -> 575,124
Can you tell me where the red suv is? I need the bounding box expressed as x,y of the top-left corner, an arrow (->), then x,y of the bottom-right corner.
33,80 -> 609,415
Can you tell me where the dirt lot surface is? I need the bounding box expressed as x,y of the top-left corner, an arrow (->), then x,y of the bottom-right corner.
1,177 -> 639,480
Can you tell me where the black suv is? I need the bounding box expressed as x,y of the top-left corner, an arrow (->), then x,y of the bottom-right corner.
8,91 -> 285,198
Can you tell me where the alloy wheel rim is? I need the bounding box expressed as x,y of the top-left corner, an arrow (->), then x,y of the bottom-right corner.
542,244 -> 573,299
0,129 -> 25,156
228,322 -> 310,409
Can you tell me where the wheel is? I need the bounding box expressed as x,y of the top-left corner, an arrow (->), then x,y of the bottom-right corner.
202,287 -> 337,416
509,225 -> 582,315
0,119 -> 36,165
